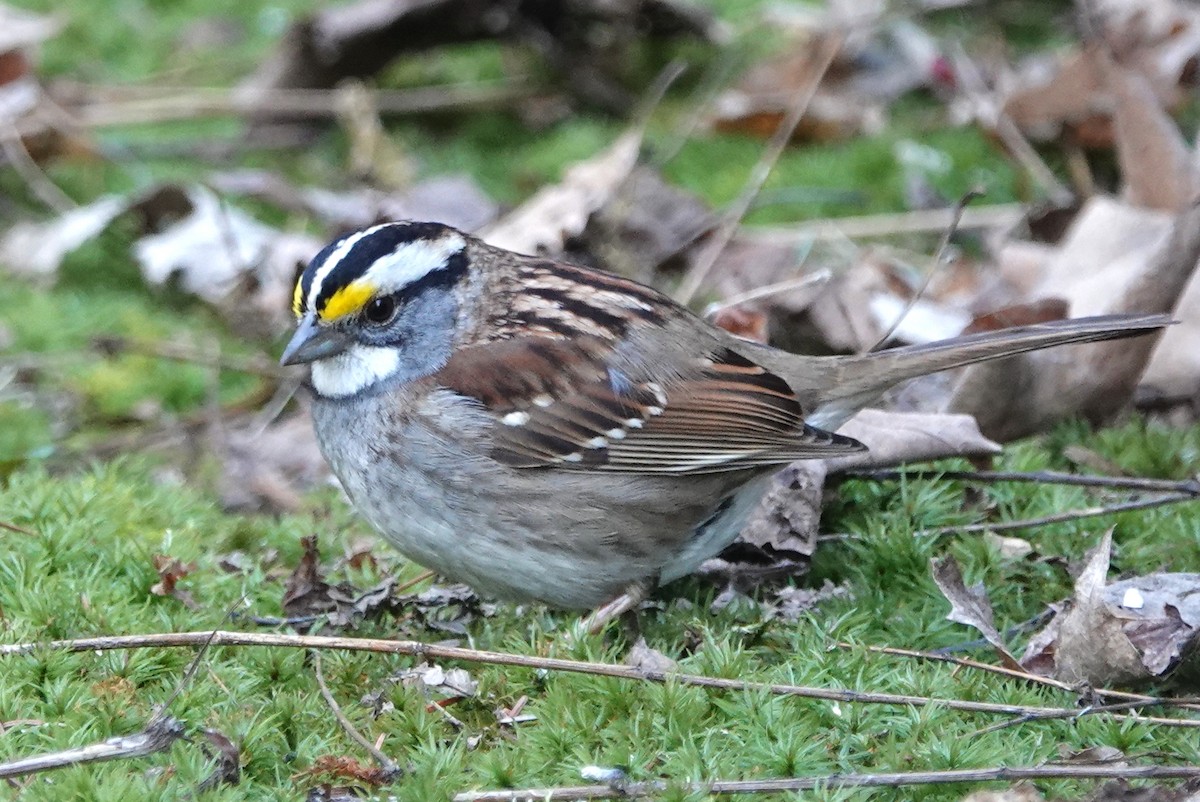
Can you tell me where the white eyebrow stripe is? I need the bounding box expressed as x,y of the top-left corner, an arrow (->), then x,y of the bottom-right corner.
362,233 -> 467,295
306,223 -> 389,313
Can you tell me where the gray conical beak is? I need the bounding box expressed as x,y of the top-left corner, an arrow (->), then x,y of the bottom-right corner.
280,316 -> 353,366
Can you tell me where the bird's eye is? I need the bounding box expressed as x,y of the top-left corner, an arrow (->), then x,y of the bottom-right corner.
363,296 -> 397,325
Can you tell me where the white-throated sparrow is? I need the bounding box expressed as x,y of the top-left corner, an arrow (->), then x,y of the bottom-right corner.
282,221 -> 1167,610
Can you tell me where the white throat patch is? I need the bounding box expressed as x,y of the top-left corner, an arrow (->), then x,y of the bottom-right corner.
311,344 -> 402,398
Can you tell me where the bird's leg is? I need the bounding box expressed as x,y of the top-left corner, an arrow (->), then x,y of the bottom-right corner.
579,579 -> 654,636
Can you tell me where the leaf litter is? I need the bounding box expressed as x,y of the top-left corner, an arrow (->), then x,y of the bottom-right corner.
4,4 -> 1200,794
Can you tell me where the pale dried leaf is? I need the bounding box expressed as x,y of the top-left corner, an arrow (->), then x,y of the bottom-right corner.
481,129 -> 642,256
400,663 -> 478,698
0,5 -> 61,52
211,170 -> 497,232
132,185 -> 321,336
1046,528 -> 1200,686
960,784 -> 1044,802
952,197 -> 1199,441
625,637 -> 677,674
734,461 -> 825,565
0,196 -> 127,278
824,408 -> 1002,472
931,555 -> 1021,669
983,532 -> 1035,560
765,580 -> 851,622
1106,55 -> 1200,211
1140,266 -> 1200,399
1057,744 -> 1127,766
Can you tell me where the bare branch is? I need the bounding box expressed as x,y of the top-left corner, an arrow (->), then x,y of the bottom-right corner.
3,631 -> 1198,726
674,31 -> 845,304
453,763 -> 1200,801
915,493 -> 1199,537
741,204 -> 1025,243
868,187 -> 984,353
0,717 -> 184,779
313,651 -> 402,780
845,468 -> 1200,496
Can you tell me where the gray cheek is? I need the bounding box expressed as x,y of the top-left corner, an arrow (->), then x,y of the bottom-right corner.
364,290 -> 457,384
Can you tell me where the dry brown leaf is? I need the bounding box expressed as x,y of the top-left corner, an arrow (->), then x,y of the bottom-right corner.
731,461 -> 825,569
930,555 -> 1022,670
281,535 -> 331,619
569,165 -> 714,284
1057,744 -> 1127,766
1002,47 -> 1114,147
280,536 -> 397,627
983,532 -> 1035,560
293,755 -> 393,789
481,129 -> 642,256
1105,55 -> 1200,212
708,22 -> 932,143
701,237 -> 827,326
197,729 -> 241,793
710,305 -> 769,343
824,408 -> 1002,471
150,554 -> 198,610
1024,529 -> 1200,688
952,197 -> 1200,441
211,170 -> 498,233
625,637 -> 678,674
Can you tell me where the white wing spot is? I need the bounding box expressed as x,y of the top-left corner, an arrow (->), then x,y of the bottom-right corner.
532,394 -> 554,408
646,406 -> 664,416
644,382 -> 668,406
605,428 -> 627,440
502,411 -> 530,426
563,452 -> 583,463
585,436 -> 608,449
624,418 -> 644,428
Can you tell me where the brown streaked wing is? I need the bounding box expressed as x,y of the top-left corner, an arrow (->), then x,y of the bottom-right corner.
432,338 -> 865,474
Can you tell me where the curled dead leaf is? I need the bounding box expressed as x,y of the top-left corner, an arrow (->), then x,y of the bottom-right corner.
930,555 -> 1022,670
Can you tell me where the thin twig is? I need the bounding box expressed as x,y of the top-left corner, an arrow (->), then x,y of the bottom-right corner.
951,45 -> 1074,206
703,267 -> 830,320
674,31 -> 846,304
3,631 -> 1198,725
742,203 -> 1025,243
453,762 -> 1200,801
868,188 -> 983,353
40,82 -> 537,130
845,468 -> 1200,496
0,521 -> 37,535
312,651 -> 402,779
846,643 -> 1200,714
0,123 -> 76,212
916,493 -> 1200,537
0,716 -> 185,779
93,336 -> 287,379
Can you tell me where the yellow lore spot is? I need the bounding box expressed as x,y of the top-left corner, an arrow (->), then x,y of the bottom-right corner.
320,281 -> 376,322
292,279 -> 305,318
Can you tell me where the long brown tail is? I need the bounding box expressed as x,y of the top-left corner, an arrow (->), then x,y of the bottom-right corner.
782,313 -> 1172,429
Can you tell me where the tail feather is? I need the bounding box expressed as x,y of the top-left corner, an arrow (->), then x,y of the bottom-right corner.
788,313 -> 1172,430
